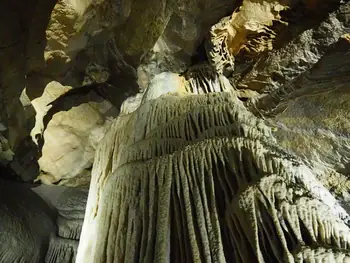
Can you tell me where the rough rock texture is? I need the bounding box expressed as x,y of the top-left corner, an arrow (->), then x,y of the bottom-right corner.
235,0 -> 345,94
0,0 -> 132,166
136,0 -> 239,90
241,2 -> 350,174
26,0 -> 118,100
77,74 -> 350,262
0,0 -> 57,150
205,0 -> 288,74
0,0 -> 242,172
1,0 -> 350,262
273,85 -> 350,173
36,185 -> 89,262
0,178 -> 88,263
0,180 -> 56,263
2,0 -> 239,175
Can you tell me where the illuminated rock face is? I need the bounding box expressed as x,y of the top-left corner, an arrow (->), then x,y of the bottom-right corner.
205,0 -> 288,74
30,81 -> 114,187
76,70 -> 350,262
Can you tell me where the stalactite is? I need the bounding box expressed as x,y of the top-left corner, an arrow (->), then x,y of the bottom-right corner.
77,83 -> 350,262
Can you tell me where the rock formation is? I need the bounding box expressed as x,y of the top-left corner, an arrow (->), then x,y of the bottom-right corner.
77,69 -> 350,262
30,81 -> 114,186
0,178 -> 88,262
205,0 -> 288,74
0,0 -> 349,262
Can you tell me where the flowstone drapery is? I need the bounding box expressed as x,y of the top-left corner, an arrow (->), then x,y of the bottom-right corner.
76,71 -> 350,262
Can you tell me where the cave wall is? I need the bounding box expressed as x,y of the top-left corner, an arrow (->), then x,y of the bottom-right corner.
0,0 -> 244,185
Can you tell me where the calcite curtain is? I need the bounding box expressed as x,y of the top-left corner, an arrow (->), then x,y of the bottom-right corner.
77,72 -> 350,262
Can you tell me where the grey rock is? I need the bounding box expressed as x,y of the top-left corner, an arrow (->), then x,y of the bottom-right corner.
0,179 -> 88,263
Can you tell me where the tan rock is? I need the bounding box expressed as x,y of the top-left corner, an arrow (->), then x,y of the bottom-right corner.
206,0 -> 289,73
31,81 -> 114,186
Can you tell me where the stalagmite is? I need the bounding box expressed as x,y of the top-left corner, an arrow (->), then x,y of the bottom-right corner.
76,70 -> 350,262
